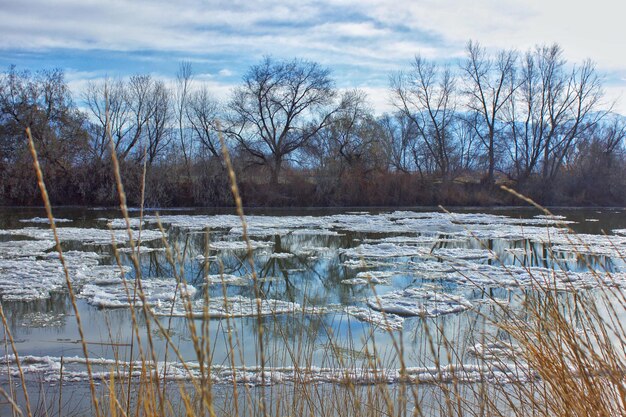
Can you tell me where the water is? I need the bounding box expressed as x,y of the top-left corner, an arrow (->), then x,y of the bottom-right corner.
1,206 -> 625,413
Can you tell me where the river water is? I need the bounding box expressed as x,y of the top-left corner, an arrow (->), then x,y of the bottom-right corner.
0,206 -> 625,413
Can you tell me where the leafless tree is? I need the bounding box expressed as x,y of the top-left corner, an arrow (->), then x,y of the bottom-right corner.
84,75 -> 156,161
144,80 -> 172,165
313,89 -> 383,175
463,41 -> 517,184
391,56 -> 457,177
379,112 -> 419,174
84,77 -> 129,160
121,74 -> 154,160
186,86 -> 221,158
227,57 -> 338,185
175,61 -> 193,171
454,113 -> 484,172
505,44 -> 602,181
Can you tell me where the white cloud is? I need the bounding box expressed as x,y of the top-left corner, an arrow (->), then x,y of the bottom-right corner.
1,0 -> 625,114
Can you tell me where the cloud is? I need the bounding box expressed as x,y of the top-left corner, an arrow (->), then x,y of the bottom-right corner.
1,0 -> 625,115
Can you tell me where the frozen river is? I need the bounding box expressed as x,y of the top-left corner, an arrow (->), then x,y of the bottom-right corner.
1,206 -> 625,413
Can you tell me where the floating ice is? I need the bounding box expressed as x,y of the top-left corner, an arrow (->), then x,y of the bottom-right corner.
79,278 -> 310,318
0,355 -> 535,385
117,246 -> 165,254
362,235 -> 465,245
432,247 -> 496,260
0,227 -> 163,245
206,274 -> 251,286
19,217 -> 72,224
100,218 -> 146,229
194,254 -> 218,262
294,247 -> 334,258
534,214 -> 567,220
0,239 -> 55,259
341,243 -> 430,259
269,252 -> 294,259
357,270 -> 397,280
20,312 -> 66,328
208,239 -> 274,251
344,306 -> 404,331
342,259 -> 397,269
341,271 -> 396,285
367,288 -> 473,317
0,251 -> 125,301
430,260 -> 626,290
80,278 -> 197,308
152,295 -> 304,318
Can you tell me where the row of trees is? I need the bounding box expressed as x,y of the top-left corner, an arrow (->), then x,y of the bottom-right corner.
1,42 -> 625,207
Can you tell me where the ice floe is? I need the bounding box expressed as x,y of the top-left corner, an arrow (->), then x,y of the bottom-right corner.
0,355 -> 535,385
341,243 -> 430,259
205,274 -> 251,286
80,278 -> 197,308
19,217 -> 72,224
344,306 -> 404,330
208,239 -> 274,251
117,246 -> 165,254
20,312 -> 66,328
269,252 -> 294,259
432,248 -> 496,261
0,251 -> 125,301
420,260 -> 626,290
0,239 -> 55,259
151,295 -> 308,319
0,227 -> 163,245
78,278 -> 317,318
341,271 -> 396,285
367,288 -> 473,317
99,218 -> 146,229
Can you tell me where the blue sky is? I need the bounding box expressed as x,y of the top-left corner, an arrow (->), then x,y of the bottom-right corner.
2,0 -> 626,114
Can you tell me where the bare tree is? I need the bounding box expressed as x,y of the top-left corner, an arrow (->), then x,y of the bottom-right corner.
187,86 -> 221,158
391,56 -> 457,177
463,41 -> 517,184
84,77 -> 130,160
312,89 -> 382,175
454,113 -> 484,172
227,57 -> 338,185
175,62 -> 193,171
121,74 -> 154,160
542,58 -> 602,180
145,80 -> 172,165
505,44 -> 602,182
379,112 -> 419,174
84,75 -> 156,161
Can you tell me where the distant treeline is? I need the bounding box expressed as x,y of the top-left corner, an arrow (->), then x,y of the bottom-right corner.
1,41 -> 625,207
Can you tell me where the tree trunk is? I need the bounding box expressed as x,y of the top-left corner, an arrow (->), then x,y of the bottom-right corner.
270,157 -> 282,186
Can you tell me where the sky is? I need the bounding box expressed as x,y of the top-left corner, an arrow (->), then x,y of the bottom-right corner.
2,0 -> 626,114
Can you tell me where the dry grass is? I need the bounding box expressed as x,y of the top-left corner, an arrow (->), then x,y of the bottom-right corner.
0,127 -> 625,417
